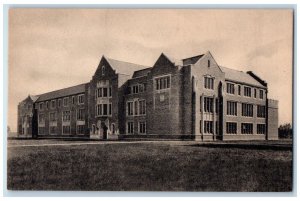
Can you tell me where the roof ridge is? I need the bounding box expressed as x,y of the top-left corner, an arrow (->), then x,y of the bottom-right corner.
105,56 -> 149,68
38,82 -> 88,96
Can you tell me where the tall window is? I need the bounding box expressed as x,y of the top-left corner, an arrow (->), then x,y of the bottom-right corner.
257,105 -> 266,118
39,102 -> 44,110
49,112 -> 57,121
156,76 -> 170,90
139,122 -> 146,134
62,111 -> 71,121
226,122 -> 237,134
77,108 -> 85,120
63,126 -> 71,134
241,123 -> 253,134
208,60 -> 210,67
46,101 -> 49,109
242,103 -> 253,117
254,89 -> 257,98
204,121 -> 213,133
77,125 -> 85,135
127,122 -> 134,134
58,99 -> 62,107
257,124 -> 266,134
244,86 -> 252,97
134,100 -> 138,115
204,97 -> 213,113
139,100 -> 146,115
72,96 -> 76,104
96,104 -> 112,116
96,87 -> 111,98
226,83 -> 235,94
78,94 -> 84,104
227,101 -> 237,116
127,102 -> 134,116
259,89 -> 264,99
38,114 -> 45,124
238,85 -> 241,95
51,100 -> 56,108
63,97 -> 69,107
132,85 -> 139,94
204,77 -> 214,89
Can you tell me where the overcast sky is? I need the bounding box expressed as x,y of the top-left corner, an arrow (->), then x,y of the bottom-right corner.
8,9 -> 293,131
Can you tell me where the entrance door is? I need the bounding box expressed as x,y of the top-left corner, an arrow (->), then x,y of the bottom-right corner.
102,122 -> 108,139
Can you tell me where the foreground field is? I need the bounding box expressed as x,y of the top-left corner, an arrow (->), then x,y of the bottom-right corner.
7,140 -> 292,191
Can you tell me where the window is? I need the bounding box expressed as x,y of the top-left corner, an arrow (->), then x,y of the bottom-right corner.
139,100 -> 146,115
96,104 -> 112,116
127,102 -> 134,116
254,89 -> 257,98
39,102 -> 44,110
257,105 -> 266,118
58,99 -> 62,107
77,108 -> 85,120
63,97 -> 69,107
242,103 -> 253,117
102,65 -> 106,76
257,124 -> 266,134
244,86 -> 251,97
139,122 -> 146,134
241,123 -> 253,134
96,87 -> 110,98
226,83 -> 235,94
109,87 -> 112,97
38,114 -> 45,124
72,96 -> 75,104
204,97 -> 213,113
259,90 -> 264,99
139,84 -> 146,93
204,77 -> 214,89
51,100 -> 56,108
63,111 -> 71,121
226,122 -> 237,134
238,85 -> 241,95
227,101 -> 237,116
38,127 -> 45,135
134,100 -> 138,115
155,76 -> 170,90
50,126 -> 56,134
77,125 -> 85,135
62,126 -> 71,134
49,112 -> 57,121
103,88 -> 108,97
78,94 -> 84,104
46,101 -> 49,109
127,122 -> 134,134
204,121 -> 213,133
132,85 -> 139,94
208,60 -> 210,67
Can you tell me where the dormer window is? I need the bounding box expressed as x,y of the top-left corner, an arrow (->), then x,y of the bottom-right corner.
102,65 -> 106,76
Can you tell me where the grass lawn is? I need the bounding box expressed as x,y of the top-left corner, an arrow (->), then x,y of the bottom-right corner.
7,140 -> 292,191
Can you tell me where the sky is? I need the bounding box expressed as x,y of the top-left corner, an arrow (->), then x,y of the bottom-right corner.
8,9 -> 293,131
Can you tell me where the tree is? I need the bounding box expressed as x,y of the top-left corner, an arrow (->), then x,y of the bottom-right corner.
278,123 -> 292,139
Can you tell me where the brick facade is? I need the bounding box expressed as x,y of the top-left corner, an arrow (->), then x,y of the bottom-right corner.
17,51 -> 279,141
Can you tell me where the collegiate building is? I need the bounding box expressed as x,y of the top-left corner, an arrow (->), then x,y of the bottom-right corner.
17,51 -> 279,140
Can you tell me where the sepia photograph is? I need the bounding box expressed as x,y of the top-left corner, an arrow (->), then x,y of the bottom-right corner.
6,8 -> 293,192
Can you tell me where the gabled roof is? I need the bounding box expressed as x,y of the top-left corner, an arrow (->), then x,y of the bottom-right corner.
182,54 -> 204,65
36,83 -> 88,102
132,67 -> 152,78
220,66 -> 266,88
160,53 -> 182,66
105,57 -> 150,78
